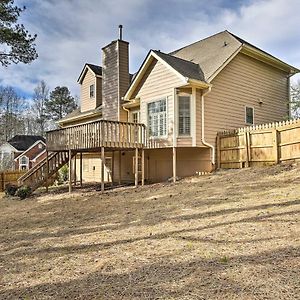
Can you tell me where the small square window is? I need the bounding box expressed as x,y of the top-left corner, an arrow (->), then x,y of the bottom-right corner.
90,84 -> 95,98
245,106 -> 254,125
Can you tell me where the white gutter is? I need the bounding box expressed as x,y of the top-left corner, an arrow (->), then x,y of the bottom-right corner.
201,87 -> 215,165
123,106 -> 130,121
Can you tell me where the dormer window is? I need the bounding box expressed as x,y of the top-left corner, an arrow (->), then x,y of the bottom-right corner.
90,84 -> 95,98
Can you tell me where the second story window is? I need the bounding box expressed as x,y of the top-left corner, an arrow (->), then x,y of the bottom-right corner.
148,99 -> 167,137
178,95 -> 191,136
245,106 -> 254,125
89,84 -> 95,98
132,111 -> 139,123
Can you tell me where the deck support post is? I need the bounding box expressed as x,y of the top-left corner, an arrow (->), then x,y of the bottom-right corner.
118,150 -> 121,185
173,147 -> 177,183
141,148 -> 145,186
73,153 -> 77,185
111,151 -> 115,187
135,147 -> 139,187
68,149 -> 72,193
101,146 -> 105,192
79,152 -> 83,187
45,150 -> 49,192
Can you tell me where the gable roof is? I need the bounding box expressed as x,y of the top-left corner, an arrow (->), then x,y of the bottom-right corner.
124,50 -> 210,100
153,50 -> 205,81
77,63 -> 102,83
8,135 -> 45,151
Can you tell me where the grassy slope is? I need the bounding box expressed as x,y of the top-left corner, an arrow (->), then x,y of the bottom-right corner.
0,164 -> 299,299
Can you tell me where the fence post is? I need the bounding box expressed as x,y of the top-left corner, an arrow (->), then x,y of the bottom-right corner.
216,134 -> 221,169
246,131 -> 251,166
273,128 -> 279,164
244,132 -> 249,168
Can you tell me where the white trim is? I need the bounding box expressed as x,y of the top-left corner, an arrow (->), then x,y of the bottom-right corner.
245,105 -> 255,125
191,87 -> 197,146
14,140 -> 46,161
19,155 -> 29,170
78,65 -> 102,84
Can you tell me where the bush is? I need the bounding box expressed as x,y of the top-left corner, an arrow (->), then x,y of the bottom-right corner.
16,185 -> 32,200
5,184 -> 18,196
58,164 -> 69,184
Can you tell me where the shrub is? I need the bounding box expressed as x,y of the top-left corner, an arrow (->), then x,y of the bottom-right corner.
58,164 -> 69,183
16,185 -> 32,200
5,184 -> 18,196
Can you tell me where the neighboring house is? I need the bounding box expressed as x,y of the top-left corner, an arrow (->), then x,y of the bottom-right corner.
47,29 -> 299,185
0,135 -> 46,171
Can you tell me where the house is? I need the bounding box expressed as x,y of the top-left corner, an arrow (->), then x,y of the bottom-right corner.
19,28 -> 299,192
0,135 -> 46,171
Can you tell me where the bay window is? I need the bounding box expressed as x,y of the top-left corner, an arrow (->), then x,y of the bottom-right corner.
178,95 -> 191,136
148,99 -> 167,137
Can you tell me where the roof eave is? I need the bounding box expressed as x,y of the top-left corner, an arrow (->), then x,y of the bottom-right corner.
187,78 -> 211,88
241,44 -> 300,74
57,109 -> 102,126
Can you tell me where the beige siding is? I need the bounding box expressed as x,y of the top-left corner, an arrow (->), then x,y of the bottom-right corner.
204,53 -> 289,145
80,69 -> 97,112
135,59 -> 183,147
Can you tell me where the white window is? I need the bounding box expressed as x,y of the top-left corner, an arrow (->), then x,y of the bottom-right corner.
19,156 -> 29,170
148,99 -> 167,137
178,95 -> 191,136
38,143 -> 43,149
132,111 -> 139,123
89,84 -> 95,98
245,106 -> 254,125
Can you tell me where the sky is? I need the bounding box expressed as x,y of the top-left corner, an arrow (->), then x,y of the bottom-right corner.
1,0 -> 300,99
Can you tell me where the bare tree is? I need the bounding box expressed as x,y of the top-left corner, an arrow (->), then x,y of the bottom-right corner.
32,80 -> 49,135
291,80 -> 300,118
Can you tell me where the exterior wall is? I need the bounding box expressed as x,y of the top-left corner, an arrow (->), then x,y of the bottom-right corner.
80,69 -> 97,113
102,40 -> 129,122
145,147 -> 211,182
134,59 -> 183,147
204,52 -> 289,145
0,143 -> 17,170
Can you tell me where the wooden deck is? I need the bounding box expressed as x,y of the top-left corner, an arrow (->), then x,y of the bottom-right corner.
46,120 -> 147,151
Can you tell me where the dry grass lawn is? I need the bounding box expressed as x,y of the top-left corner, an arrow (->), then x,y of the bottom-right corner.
0,164 -> 300,299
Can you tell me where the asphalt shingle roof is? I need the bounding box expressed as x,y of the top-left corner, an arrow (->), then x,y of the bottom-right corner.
8,135 -> 45,151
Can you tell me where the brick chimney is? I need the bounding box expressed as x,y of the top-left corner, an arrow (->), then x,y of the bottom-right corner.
102,25 -> 130,121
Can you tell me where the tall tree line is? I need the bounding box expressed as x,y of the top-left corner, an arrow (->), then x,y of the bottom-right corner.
0,82 -> 77,144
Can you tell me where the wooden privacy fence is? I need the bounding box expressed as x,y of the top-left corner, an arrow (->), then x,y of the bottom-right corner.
0,171 -> 25,192
217,119 -> 300,169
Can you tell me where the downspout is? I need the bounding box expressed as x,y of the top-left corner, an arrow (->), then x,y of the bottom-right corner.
122,105 -> 130,121
201,87 -> 215,165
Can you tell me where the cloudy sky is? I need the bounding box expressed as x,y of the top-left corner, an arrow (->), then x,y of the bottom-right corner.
2,0 -> 300,98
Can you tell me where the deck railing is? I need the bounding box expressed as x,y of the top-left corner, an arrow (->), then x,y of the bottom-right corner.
46,120 -> 147,151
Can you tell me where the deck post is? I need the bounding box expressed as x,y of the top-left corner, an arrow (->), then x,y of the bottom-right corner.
111,151 -> 115,187
101,146 -> 105,192
79,152 -> 83,186
173,147 -> 177,183
45,150 -> 49,192
73,153 -> 77,185
118,150 -> 121,185
141,148 -> 145,186
68,149 -> 72,193
135,147 -> 139,187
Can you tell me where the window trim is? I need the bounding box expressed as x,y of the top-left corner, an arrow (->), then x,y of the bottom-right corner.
147,97 -> 168,139
19,155 -> 29,170
245,105 -> 255,125
89,83 -> 95,99
177,93 -> 192,137
131,110 -> 140,123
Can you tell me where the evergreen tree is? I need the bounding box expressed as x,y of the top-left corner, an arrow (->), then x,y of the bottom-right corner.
45,86 -> 77,121
0,0 -> 38,66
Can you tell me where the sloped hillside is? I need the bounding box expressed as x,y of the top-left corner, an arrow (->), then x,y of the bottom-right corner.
0,164 -> 299,299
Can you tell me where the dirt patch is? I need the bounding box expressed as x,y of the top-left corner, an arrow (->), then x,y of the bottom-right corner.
0,164 -> 299,299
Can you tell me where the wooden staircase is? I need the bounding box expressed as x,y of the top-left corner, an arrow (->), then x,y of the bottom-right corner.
18,151 -> 75,192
